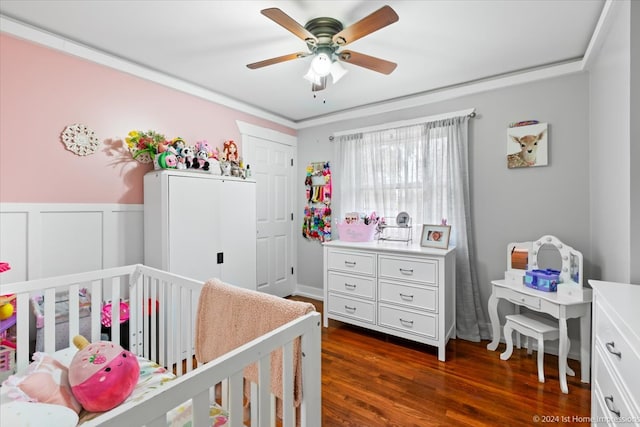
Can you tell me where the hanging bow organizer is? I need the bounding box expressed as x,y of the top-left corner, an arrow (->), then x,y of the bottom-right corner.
302,162 -> 332,242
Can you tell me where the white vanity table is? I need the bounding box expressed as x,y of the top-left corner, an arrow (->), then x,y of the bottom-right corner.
487,235 -> 592,394
487,279 -> 592,393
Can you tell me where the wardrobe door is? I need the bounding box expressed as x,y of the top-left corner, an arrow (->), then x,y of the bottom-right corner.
219,179 -> 257,290
168,175 -> 222,281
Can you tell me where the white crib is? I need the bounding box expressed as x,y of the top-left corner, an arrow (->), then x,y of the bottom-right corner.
0,264 -> 321,427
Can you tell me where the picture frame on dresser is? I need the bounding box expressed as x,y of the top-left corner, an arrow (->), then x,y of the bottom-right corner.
420,224 -> 451,249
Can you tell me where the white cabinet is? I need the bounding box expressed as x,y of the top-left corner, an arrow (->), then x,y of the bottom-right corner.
589,280 -> 640,425
144,170 -> 256,290
323,240 -> 456,361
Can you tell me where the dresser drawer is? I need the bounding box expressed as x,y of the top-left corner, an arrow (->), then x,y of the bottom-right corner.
378,304 -> 437,339
497,287 -> 542,311
328,294 -> 375,324
379,280 -> 438,312
328,271 -> 375,299
327,249 -> 375,276
378,255 -> 437,285
595,304 -> 640,404
594,345 -> 639,421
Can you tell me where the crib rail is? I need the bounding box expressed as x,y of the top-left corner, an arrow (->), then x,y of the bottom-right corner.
0,265 -> 322,426
0,264 -> 206,373
84,311 -> 321,427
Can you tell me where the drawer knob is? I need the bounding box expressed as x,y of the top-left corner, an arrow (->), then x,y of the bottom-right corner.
605,341 -> 622,358
344,261 -> 356,267
604,396 -> 621,417
399,293 -> 414,301
344,283 -> 356,289
344,305 -> 356,313
399,268 -> 414,275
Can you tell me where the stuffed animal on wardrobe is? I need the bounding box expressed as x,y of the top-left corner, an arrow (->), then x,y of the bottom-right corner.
171,137 -> 186,156
222,140 -> 239,163
156,151 -> 178,169
180,146 -> 195,169
192,150 -> 210,171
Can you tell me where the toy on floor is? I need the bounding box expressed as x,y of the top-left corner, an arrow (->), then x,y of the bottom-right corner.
0,262 -> 12,319
0,294 -> 16,321
68,335 -> 139,412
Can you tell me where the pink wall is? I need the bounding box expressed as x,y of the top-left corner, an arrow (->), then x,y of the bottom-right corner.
0,34 -> 295,204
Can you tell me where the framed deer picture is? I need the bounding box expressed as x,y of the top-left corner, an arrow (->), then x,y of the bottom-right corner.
506,122 -> 548,168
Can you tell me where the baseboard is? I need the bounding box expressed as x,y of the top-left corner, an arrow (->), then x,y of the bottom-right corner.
293,284 -> 324,301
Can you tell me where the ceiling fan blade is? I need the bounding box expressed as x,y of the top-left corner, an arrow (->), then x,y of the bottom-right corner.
338,50 -> 397,75
332,5 -> 399,46
247,52 -> 308,69
261,8 -> 318,45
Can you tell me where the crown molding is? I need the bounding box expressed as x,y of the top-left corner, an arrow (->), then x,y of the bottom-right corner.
2,2 -> 614,131
0,15 -> 297,129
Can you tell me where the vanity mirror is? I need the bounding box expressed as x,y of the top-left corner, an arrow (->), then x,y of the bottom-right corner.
505,235 -> 583,300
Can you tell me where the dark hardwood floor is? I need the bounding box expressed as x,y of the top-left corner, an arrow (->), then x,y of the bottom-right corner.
292,297 -> 591,426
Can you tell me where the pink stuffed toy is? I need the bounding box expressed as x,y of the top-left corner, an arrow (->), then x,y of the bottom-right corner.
68,335 -> 139,412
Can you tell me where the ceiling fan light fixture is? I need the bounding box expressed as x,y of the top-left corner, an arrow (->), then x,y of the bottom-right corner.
310,52 -> 332,77
330,60 -> 348,83
303,68 -> 322,85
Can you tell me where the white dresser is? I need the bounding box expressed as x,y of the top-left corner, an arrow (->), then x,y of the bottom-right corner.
323,240 -> 456,361
589,280 -> 640,425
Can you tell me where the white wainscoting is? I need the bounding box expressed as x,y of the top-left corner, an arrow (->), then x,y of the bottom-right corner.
0,203 -> 144,285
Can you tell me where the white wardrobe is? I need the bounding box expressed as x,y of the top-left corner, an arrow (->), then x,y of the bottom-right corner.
144,170 -> 257,290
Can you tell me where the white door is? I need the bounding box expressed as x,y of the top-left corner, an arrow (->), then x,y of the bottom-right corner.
245,135 -> 295,297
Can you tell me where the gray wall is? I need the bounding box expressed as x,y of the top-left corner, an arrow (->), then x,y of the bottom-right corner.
297,72 -> 592,313
589,0 -> 635,283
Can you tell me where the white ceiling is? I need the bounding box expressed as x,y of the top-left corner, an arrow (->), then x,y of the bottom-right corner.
0,1 -> 605,126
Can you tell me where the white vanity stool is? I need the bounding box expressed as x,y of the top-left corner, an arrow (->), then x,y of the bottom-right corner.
501,313 -> 575,383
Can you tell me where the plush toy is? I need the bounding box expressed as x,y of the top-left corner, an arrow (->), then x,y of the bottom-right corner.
208,157 -> 221,175
180,146 -> 195,169
156,151 -> 178,169
219,160 -> 231,176
68,335 -> 139,412
194,140 -> 213,158
171,137 -> 186,156
192,150 -> 210,171
222,140 -> 238,163
230,161 -> 242,177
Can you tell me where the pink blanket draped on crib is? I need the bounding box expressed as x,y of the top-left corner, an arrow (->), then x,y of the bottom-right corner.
194,278 -> 315,409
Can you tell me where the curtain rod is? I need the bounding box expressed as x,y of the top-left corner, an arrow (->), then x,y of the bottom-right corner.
332,108 -> 476,138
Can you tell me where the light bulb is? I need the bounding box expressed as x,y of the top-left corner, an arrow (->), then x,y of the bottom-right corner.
310,53 -> 332,77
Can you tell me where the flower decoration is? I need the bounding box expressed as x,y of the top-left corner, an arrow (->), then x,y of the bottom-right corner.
125,130 -> 167,163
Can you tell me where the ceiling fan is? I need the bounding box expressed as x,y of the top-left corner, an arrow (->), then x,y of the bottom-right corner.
247,5 -> 399,91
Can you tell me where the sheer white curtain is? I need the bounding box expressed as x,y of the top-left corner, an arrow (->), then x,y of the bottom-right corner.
336,116 -> 490,341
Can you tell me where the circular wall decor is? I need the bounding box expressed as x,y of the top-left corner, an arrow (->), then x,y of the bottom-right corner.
61,124 -> 100,156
